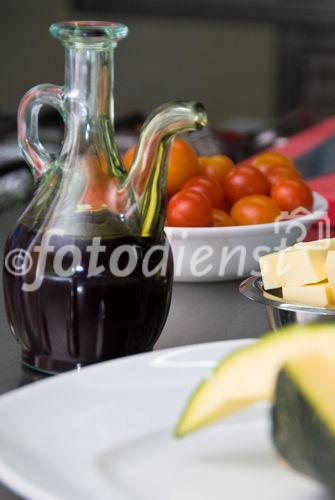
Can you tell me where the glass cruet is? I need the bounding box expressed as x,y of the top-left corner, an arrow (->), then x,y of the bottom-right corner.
3,21 -> 207,373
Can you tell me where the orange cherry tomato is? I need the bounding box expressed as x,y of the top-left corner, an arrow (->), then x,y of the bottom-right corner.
182,175 -> 224,208
252,152 -> 300,178
123,138 -> 200,196
271,178 -> 313,213
251,162 -> 274,177
123,144 -> 136,170
212,208 -> 235,227
198,155 -> 233,183
81,176 -> 109,209
81,153 -> 112,209
165,138 -> 201,196
252,151 -> 295,171
267,164 -> 301,186
231,195 -> 281,225
223,165 -> 270,205
166,190 -> 213,227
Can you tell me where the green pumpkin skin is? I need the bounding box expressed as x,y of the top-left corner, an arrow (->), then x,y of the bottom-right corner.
273,368 -> 335,494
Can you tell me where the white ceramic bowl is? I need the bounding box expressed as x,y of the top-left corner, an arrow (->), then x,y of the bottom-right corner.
165,192 -> 328,282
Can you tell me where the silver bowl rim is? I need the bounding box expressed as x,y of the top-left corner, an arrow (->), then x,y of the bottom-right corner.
239,275 -> 335,316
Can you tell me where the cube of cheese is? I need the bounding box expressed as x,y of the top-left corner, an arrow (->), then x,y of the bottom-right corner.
259,241 -> 334,290
294,238 -> 335,251
326,251 -> 335,298
282,281 -> 334,307
278,248 -> 328,286
259,251 -> 283,290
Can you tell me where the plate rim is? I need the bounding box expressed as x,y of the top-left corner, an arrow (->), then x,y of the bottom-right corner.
0,339 -> 254,500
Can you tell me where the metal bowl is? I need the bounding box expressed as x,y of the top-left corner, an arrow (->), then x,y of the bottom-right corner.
239,275 -> 335,330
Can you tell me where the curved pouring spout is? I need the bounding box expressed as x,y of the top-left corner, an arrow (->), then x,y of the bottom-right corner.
125,101 -> 207,237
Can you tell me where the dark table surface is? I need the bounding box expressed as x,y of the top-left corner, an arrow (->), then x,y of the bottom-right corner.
0,204 -> 269,499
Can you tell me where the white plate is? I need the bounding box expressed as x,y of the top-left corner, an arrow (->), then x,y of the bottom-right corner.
0,340 -> 326,500
166,191 -> 328,282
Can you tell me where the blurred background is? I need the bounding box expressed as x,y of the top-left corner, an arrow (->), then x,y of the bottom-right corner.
3,0 -> 335,119
1,0 -> 276,121
1,0 -> 335,209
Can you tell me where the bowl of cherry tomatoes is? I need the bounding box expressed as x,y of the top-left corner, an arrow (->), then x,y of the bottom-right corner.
124,141 -> 328,282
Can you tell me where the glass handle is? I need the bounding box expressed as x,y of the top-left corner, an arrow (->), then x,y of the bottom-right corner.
18,84 -> 65,180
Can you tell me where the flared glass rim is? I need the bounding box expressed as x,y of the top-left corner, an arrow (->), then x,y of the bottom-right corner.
50,21 -> 128,42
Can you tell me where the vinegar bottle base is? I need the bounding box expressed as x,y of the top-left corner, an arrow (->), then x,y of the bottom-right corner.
22,354 -> 83,375
21,345 -> 155,375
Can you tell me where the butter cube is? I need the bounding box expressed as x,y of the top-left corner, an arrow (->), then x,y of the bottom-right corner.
259,241 -> 333,290
259,251 -> 283,290
294,238 -> 335,251
282,281 -> 334,307
326,251 -> 335,298
278,248 -> 328,286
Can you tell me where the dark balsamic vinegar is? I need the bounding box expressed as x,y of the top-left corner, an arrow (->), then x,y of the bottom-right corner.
3,224 -> 173,373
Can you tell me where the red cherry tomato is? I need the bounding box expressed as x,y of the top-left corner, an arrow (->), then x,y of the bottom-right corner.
231,195 -> 281,225
223,165 -> 270,205
182,175 -> 224,208
167,191 -> 213,227
271,178 -> 313,213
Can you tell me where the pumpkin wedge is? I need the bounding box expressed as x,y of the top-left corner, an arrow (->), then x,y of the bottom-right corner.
273,353 -> 335,493
175,324 -> 335,437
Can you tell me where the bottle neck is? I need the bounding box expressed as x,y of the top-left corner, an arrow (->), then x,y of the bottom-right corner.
64,45 -> 115,123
